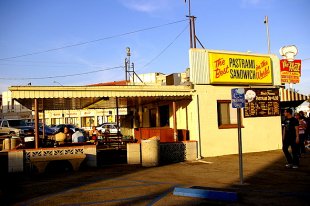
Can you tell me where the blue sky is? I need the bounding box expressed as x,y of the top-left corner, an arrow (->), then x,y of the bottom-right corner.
0,0 -> 309,95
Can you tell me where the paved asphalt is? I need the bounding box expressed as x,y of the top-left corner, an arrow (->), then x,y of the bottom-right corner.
1,149 -> 309,206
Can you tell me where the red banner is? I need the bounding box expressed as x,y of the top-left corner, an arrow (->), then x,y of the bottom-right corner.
280,59 -> 301,83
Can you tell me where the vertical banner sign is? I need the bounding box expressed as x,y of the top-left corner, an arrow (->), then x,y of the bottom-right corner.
209,52 -> 273,85
244,88 -> 280,118
280,59 -> 302,83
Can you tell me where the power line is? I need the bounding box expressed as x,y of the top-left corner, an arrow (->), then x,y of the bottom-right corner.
0,19 -> 187,61
0,66 -> 123,80
142,24 -> 189,68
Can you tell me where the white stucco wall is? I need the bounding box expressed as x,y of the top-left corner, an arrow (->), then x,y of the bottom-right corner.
187,85 -> 282,157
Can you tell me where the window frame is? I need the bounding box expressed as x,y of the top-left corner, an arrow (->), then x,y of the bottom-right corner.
217,100 -> 244,129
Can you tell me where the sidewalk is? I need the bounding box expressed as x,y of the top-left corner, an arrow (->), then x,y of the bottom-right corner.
1,149 -> 309,206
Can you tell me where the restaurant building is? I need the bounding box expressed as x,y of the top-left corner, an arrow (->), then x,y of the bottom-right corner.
6,49 -> 308,159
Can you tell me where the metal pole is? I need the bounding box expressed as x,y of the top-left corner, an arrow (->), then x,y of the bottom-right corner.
132,63 -> 135,85
189,18 -> 193,48
192,16 -> 196,48
173,101 -> 178,142
42,99 -> 45,140
186,0 -> 193,48
34,99 -> 39,149
196,95 -> 202,159
264,16 -> 271,54
125,58 -> 128,82
237,108 -> 244,184
116,97 -> 120,138
188,0 -> 191,16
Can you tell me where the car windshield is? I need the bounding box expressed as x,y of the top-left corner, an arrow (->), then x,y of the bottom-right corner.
8,120 -> 27,127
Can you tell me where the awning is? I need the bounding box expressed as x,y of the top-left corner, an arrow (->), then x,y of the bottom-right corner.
9,85 -> 194,110
279,88 -> 308,108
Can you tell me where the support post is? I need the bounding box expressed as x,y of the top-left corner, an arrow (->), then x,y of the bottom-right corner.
34,99 -> 39,149
42,99 -> 45,140
116,97 -> 120,138
264,16 -> 271,54
173,101 -> 178,142
237,108 -> 244,184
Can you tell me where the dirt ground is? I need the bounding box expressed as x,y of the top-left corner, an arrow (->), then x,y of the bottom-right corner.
1,149 -> 309,206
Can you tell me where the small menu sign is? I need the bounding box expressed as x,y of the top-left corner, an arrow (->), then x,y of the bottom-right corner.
244,88 -> 280,118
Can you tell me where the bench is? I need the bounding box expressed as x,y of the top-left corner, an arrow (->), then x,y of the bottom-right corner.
25,148 -> 86,173
29,154 -> 86,173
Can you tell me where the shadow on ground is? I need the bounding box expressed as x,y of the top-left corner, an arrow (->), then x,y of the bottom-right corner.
0,149 -> 309,206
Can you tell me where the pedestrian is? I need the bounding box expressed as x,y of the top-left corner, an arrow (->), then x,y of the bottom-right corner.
64,126 -> 73,143
72,128 -> 85,143
303,112 -> 310,148
89,126 -> 98,141
282,108 -> 300,169
295,113 -> 307,156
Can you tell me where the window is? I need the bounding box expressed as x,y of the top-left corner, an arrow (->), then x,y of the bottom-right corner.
159,105 -> 170,127
149,108 -> 157,127
2,120 -> 8,127
217,100 -> 241,129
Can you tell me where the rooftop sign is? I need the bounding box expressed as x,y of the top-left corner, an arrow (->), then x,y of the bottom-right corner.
208,52 -> 273,85
280,59 -> 301,83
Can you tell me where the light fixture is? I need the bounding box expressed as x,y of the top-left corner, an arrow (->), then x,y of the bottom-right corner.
126,47 -> 131,56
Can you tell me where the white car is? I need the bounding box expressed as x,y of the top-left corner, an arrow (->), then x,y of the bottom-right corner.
96,123 -> 120,134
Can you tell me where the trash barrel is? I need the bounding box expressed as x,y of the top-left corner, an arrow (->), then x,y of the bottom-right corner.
3,138 -> 11,150
141,138 -> 159,167
11,137 -> 20,149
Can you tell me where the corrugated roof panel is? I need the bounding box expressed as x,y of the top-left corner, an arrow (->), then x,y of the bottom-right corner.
189,48 -> 210,84
9,85 -> 193,99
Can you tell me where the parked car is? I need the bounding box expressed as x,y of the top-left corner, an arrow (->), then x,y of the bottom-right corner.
96,122 -> 121,134
0,119 -> 34,138
50,124 -> 86,136
26,122 -> 57,135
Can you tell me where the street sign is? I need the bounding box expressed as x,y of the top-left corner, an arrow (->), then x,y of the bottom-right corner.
231,88 -> 245,108
231,88 -> 245,184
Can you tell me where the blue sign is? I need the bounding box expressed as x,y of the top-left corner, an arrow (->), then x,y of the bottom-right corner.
231,88 -> 245,108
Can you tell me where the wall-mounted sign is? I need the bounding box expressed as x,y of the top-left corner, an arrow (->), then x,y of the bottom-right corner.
231,88 -> 245,108
51,112 -> 62,118
280,59 -> 301,84
209,52 -> 273,85
244,88 -> 280,118
81,110 -> 95,117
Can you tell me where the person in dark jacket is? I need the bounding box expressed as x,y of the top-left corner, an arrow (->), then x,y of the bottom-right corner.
282,108 -> 299,169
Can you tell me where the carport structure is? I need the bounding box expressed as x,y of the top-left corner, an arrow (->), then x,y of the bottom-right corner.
9,85 -> 194,149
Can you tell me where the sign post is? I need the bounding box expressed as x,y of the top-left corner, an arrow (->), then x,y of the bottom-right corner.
231,88 -> 245,185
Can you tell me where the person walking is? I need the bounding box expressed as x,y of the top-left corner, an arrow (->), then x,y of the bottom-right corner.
295,113 -> 307,156
282,108 -> 300,169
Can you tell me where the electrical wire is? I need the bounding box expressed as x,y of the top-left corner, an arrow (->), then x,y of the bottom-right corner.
0,19 -> 187,61
0,66 -> 123,80
0,60 -> 105,67
142,24 -> 189,68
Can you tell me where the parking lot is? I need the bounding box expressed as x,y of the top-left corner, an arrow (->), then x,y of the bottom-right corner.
1,149 -> 309,206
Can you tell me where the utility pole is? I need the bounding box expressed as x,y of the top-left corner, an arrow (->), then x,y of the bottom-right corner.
185,0 -> 196,48
264,16 -> 271,54
125,47 -> 131,82
124,47 -> 144,85
125,47 -> 136,84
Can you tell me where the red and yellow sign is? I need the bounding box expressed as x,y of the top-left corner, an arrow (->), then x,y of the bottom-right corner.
209,52 -> 273,85
280,59 -> 301,84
